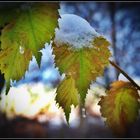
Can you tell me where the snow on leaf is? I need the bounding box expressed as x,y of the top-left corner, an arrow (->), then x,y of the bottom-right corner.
0,2 -> 59,93
53,14 -> 111,104
56,75 -> 79,123
0,43 -> 32,94
98,81 -> 140,136
54,14 -> 99,49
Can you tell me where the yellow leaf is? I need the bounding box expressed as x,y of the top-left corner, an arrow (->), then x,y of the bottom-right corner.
56,75 -> 79,123
0,44 -> 32,93
99,81 -> 140,136
0,3 -> 59,93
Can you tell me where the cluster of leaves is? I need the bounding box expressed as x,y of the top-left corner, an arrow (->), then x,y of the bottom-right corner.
53,36 -> 111,121
0,2 -> 140,136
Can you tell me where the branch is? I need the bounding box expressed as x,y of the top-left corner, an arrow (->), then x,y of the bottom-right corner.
109,60 -> 140,90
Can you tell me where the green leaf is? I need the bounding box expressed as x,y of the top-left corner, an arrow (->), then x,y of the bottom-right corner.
0,2 -> 59,93
1,3 -> 59,64
0,43 -> 32,93
56,75 -> 79,123
98,81 -> 140,136
53,36 -> 111,103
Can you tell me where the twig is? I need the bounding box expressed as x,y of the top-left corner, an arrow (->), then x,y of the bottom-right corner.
109,60 -> 140,90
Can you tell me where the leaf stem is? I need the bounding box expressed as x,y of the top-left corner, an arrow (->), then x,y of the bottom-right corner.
109,60 -> 140,90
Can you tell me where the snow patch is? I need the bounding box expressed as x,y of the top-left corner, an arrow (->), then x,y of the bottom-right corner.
54,14 -> 100,49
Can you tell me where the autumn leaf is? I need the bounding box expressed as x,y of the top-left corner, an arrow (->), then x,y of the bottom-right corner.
53,36 -> 111,103
98,81 -> 140,136
1,3 -> 59,64
56,75 -> 79,123
0,44 -> 32,93
0,2 -> 59,93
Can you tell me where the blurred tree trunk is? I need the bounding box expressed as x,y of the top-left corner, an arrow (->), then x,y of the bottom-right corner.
109,2 -> 119,79
104,2 -> 119,88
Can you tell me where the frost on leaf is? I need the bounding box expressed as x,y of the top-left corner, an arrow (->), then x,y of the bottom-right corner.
53,14 -> 111,104
98,81 -> 140,136
0,2 -> 59,93
56,75 -> 79,123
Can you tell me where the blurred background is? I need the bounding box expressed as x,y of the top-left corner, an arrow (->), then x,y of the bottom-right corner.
0,1 -> 140,138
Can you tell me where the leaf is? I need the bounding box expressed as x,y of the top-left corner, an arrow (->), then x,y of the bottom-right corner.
98,81 -> 140,136
0,3 -> 22,51
1,3 -> 59,64
0,2 -> 59,93
56,75 -> 79,123
53,36 -> 111,103
0,43 -> 32,93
